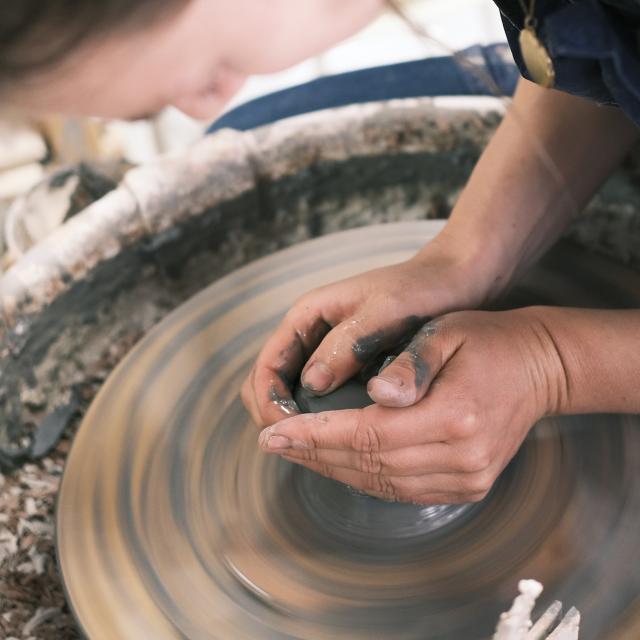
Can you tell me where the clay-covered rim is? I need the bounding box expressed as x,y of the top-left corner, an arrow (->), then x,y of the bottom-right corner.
0,96 -> 504,325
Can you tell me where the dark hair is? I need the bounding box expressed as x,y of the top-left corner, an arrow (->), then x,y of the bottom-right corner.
0,0 -> 182,89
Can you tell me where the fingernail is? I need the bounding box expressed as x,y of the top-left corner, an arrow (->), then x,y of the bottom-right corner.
368,375 -> 412,406
267,435 -> 292,449
374,374 -> 405,389
302,362 -> 334,393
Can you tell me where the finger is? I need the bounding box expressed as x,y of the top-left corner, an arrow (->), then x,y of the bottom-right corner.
263,371 -> 302,424
258,404 -> 450,453
367,318 -> 460,408
249,312 -> 331,426
277,442 -> 460,476
280,456 -> 491,503
300,313 -> 428,396
242,364 -> 300,427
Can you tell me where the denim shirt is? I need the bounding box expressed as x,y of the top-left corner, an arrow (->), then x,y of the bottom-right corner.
494,0 -> 640,124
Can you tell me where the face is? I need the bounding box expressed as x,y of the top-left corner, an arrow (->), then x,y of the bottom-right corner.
11,0 -> 384,120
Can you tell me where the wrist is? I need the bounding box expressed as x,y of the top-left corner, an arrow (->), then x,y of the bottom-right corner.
516,306 -> 573,417
521,306 -> 640,416
412,223 -> 513,310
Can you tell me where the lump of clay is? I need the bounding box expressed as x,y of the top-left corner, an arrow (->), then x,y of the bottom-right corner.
293,378 -> 374,413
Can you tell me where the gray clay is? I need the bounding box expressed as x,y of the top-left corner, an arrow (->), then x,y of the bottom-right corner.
293,379 -> 374,413
292,375 -> 473,539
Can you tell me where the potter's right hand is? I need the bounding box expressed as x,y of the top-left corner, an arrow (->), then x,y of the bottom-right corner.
241,237 -> 490,428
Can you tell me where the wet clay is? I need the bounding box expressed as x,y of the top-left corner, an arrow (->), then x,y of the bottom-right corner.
294,318 -> 433,412
294,378 -> 374,413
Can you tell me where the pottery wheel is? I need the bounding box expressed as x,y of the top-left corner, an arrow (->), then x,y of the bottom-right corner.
57,221 -> 640,639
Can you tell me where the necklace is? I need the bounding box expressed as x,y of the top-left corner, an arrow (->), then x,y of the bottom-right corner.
517,0 -> 556,88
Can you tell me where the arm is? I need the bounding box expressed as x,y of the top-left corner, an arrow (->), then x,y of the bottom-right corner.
429,77 -> 640,304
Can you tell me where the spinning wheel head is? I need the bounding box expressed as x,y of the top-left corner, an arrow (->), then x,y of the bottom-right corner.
57,223 -> 640,639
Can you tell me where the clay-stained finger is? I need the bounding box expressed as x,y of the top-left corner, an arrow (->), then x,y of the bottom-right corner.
368,318 -> 460,408
253,369 -> 302,426
258,403 -> 451,454
250,314 -> 330,426
300,313 -> 429,396
279,457 -> 487,503
277,441 -> 460,476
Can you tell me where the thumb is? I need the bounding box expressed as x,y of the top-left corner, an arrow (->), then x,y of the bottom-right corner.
367,319 -> 457,408
301,313 -> 428,396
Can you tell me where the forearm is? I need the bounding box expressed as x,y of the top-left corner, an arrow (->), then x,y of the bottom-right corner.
530,306 -> 640,415
424,78 -> 639,304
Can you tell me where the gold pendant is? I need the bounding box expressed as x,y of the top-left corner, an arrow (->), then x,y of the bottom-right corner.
519,25 -> 555,88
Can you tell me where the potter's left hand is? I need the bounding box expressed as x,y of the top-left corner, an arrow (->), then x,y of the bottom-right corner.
258,308 -> 568,504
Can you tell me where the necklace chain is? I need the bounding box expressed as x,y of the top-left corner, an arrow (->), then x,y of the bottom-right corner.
517,0 -> 537,28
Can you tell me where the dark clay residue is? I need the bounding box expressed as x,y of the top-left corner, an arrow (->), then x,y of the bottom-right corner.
275,368 -> 293,388
268,383 -> 300,416
406,347 -> 430,389
276,338 -> 305,377
351,315 -> 431,365
351,329 -> 386,363
282,317 -> 438,415
294,379 -> 374,413
404,321 -> 438,389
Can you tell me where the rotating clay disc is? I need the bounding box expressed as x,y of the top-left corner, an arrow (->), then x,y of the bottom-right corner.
57,221 -> 640,639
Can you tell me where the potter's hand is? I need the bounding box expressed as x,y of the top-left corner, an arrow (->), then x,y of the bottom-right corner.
242,239 -> 487,428
243,80 -> 639,430
258,308 -> 567,504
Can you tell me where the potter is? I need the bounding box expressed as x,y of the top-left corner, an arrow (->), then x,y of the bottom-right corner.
3,0 -> 640,507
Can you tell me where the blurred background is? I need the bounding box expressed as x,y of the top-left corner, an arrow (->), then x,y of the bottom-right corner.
0,0 -> 505,271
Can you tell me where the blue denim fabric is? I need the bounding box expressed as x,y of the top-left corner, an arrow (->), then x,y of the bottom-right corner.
207,44 -> 518,133
496,0 -> 640,124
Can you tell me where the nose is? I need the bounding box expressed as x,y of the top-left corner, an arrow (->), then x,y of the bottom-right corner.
215,67 -> 247,103
171,68 -> 247,120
